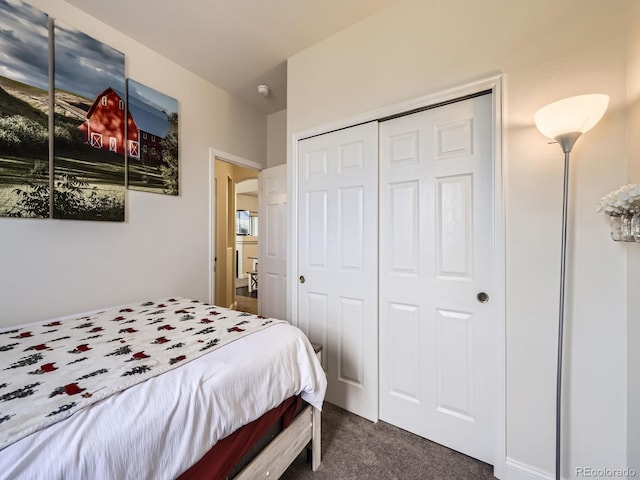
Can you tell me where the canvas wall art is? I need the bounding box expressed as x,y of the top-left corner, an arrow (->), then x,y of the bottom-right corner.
0,0 -> 50,218
127,79 -> 178,195
53,20 -> 125,221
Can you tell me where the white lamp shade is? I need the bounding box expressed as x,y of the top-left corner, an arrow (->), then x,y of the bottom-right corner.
534,94 -> 609,139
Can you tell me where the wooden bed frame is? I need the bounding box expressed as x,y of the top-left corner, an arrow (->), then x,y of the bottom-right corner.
234,343 -> 323,479
233,343 -> 322,480
234,404 -> 321,479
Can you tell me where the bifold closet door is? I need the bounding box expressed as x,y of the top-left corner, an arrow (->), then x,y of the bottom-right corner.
378,94 -> 497,463
297,122 -> 378,422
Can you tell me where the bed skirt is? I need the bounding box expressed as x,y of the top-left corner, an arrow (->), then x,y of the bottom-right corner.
178,395 -> 303,479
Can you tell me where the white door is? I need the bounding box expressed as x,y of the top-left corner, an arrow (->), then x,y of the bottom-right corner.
297,122 -> 378,421
259,164 -> 287,320
378,94 -> 497,463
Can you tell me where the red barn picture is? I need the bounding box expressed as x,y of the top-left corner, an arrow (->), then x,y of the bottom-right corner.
80,86 -> 169,165
75,79 -> 180,196
126,92 -> 170,165
53,19 -> 126,222
79,87 -> 126,155
126,79 -> 179,196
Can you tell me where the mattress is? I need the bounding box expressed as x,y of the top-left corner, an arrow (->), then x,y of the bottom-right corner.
0,309 -> 326,480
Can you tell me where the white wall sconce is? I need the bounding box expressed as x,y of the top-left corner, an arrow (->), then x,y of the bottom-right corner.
534,93 -> 609,480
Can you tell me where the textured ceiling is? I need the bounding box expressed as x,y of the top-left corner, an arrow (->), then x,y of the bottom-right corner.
66,0 -> 400,115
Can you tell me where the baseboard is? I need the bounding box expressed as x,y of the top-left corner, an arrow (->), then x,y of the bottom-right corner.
506,457 -> 553,480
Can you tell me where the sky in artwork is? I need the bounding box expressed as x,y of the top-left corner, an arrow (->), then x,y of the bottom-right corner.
54,19 -> 124,100
128,78 -> 178,116
0,0 -> 125,101
0,0 -> 49,90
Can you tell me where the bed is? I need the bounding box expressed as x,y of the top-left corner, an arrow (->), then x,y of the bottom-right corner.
0,297 -> 326,479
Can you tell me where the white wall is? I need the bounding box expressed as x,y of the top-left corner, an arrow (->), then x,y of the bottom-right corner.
0,0 -> 266,326
287,0 -> 630,477
267,109 -> 287,167
627,0 -> 640,472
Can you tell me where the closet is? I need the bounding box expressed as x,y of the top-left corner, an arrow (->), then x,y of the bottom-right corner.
297,92 -> 498,464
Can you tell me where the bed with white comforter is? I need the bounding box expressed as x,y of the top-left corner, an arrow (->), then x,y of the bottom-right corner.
0,298 -> 326,480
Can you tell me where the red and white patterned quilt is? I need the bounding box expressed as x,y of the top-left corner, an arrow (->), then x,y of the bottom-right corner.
0,297 -> 284,450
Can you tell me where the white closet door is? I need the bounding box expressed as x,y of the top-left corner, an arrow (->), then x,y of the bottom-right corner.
379,94 -> 496,463
297,122 -> 378,421
258,164 -> 287,320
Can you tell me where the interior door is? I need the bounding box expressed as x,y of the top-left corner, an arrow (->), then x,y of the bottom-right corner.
259,164 -> 287,319
378,93 -> 497,463
297,122 -> 378,421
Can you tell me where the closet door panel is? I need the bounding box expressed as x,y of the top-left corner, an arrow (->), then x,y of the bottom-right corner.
297,121 -> 378,421
388,180 -> 420,274
387,301 -> 421,403
379,94 -> 496,464
436,174 -> 473,278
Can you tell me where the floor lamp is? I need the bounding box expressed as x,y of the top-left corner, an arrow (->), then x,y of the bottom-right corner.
534,94 -> 609,480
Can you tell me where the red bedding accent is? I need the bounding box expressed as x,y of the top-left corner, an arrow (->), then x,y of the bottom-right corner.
177,395 -> 303,480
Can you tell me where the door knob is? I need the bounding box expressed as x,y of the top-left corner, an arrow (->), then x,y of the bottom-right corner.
477,292 -> 489,303
299,275 -> 306,284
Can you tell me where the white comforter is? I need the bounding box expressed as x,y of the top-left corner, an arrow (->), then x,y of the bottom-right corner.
0,322 -> 326,480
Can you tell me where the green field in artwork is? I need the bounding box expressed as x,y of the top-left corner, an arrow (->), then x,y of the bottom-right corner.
0,147 -> 125,221
0,73 -> 127,221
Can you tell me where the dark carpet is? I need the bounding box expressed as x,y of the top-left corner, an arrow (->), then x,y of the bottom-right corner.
280,403 -> 495,480
236,286 -> 257,299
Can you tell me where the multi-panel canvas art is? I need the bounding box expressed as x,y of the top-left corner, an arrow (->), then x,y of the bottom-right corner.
0,3 -> 180,221
127,79 -> 179,195
0,0 -> 50,218
53,20 -> 125,221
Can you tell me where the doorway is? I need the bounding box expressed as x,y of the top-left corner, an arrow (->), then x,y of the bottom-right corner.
235,178 -> 259,314
212,156 -> 259,312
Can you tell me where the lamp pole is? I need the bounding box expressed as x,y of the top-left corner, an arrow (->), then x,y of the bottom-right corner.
553,131 -> 581,480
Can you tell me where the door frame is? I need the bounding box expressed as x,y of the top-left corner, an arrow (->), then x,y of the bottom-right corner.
208,148 -> 262,305
287,75 -> 505,478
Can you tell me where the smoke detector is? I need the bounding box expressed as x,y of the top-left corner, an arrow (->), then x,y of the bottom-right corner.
257,84 -> 270,97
